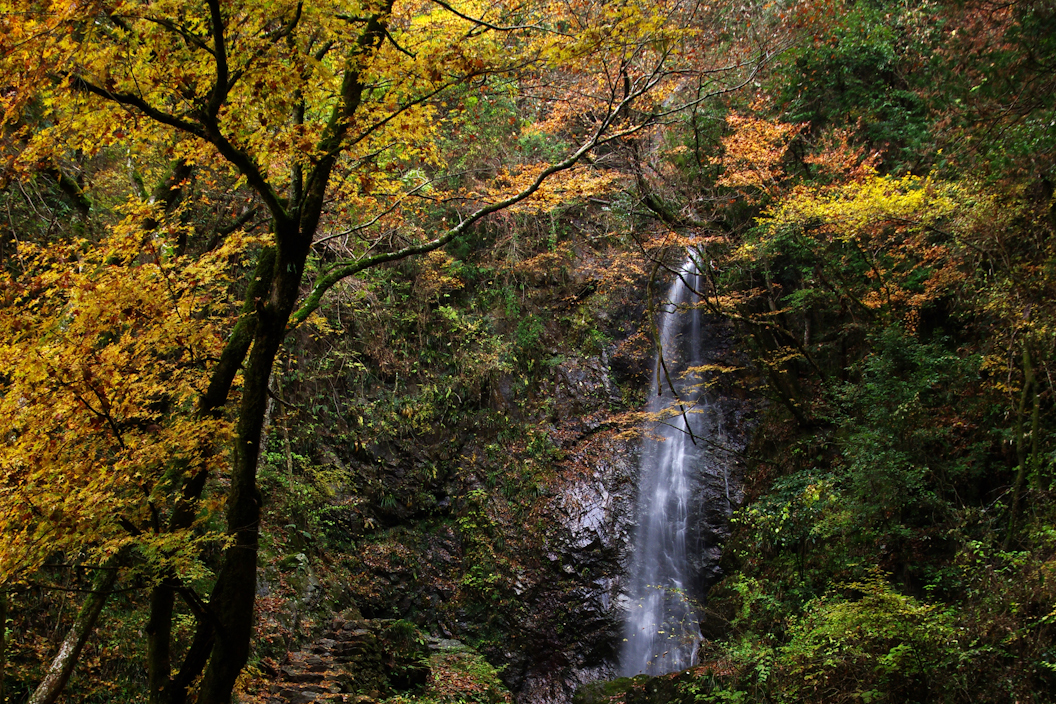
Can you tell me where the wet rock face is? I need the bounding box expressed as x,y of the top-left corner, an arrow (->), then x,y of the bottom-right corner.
472,354 -> 633,703
510,429 -> 639,704
688,316 -> 753,597
553,355 -> 622,438
512,318 -> 752,703
484,355 -> 635,703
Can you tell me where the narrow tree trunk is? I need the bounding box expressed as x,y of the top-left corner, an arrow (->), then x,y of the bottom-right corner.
1030,381 -> 1042,490
28,566 -> 120,704
180,9 -> 392,699
167,620 -> 215,704
146,582 -> 175,704
196,335 -> 275,703
150,248 -> 277,704
1006,344 -> 1035,549
1,590 -> 7,704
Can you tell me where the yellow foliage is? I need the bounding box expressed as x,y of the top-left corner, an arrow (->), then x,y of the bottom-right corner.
745,173 -> 970,330
477,163 -> 625,213
414,249 -> 465,301
762,173 -> 961,236
0,204 -> 254,585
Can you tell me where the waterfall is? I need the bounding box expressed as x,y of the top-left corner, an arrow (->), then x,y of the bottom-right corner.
620,257 -> 707,676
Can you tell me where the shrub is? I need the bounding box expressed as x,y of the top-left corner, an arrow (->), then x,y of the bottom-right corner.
775,571 -> 959,703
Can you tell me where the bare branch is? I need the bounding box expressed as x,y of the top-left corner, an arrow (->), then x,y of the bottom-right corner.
313,178 -> 439,246
427,0 -> 569,35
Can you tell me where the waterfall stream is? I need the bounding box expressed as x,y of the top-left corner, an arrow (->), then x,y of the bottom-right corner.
620,257 -> 707,676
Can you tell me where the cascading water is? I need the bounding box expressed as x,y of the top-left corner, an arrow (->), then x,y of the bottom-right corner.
620,257 -> 708,676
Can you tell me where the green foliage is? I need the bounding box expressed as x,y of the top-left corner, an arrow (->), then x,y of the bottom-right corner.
833,330 -> 977,538
654,2 -> 1056,701
455,488 -> 508,600
382,646 -> 511,704
775,571 -> 959,703
5,587 -> 150,704
774,0 -> 934,170
442,82 -> 569,179
259,451 -> 350,550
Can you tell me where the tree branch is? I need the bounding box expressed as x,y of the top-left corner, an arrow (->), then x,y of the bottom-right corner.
290,84 -> 654,329
427,0 -> 568,35
300,1 -> 394,240
205,0 -> 228,119
69,76 -> 205,138
141,15 -> 215,55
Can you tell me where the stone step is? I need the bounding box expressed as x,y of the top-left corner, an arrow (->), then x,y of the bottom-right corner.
279,670 -> 325,684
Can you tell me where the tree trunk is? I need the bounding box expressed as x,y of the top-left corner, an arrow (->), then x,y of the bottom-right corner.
1030,379 -> 1042,490
198,220 -> 311,704
1006,344 -> 1035,549
149,247 -> 276,704
146,582 -> 175,704
167,619 -> 215,704
1,590 -> 6,704
28,565 -> 120,704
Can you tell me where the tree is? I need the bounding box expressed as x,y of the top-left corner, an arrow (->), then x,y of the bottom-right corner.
0,1 -> 768,701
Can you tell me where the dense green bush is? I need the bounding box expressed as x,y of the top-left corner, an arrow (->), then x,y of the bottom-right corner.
774,572 -> 959,703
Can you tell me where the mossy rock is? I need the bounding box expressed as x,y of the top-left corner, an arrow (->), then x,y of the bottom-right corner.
572,676 -> 645,704
573,670 -> 722,704
379,640 -> 511,704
